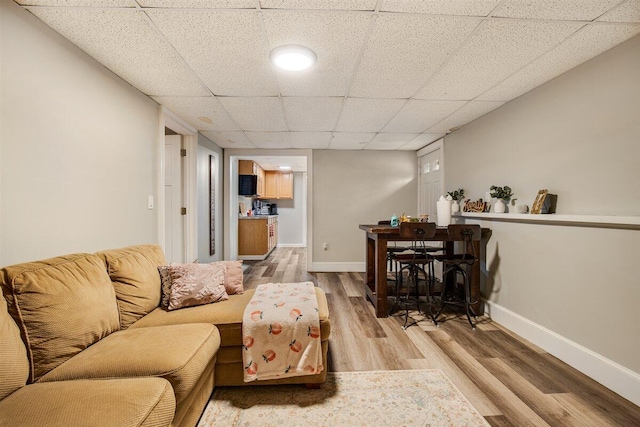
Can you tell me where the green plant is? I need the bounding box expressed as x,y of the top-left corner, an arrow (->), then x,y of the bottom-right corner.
489,185 -> 513,201
447,188 -> 465,201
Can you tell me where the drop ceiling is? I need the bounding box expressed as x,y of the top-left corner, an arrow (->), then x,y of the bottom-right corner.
14,0 -> 640,151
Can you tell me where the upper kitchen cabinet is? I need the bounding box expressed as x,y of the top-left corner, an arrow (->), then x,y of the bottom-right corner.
239,160 -> 265,197
264,171 -> 293,200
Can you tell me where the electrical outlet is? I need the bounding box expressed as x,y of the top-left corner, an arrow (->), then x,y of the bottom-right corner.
323,243 -> 328,251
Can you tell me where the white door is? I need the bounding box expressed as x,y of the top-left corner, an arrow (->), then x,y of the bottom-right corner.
164,135 -> 184,263
418,148 -> 443,220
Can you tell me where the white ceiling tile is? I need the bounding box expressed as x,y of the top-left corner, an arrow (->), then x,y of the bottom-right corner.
218,97 -> 287,131
262,11 -> 371,97
27,8 -> 208,96
20,0 -> 134,5
328,132 -> 375,149
282,97 -> 343,131
247,156 -> 307,172
290,132 -> 332,149
139,0 -> 256,7
382,100 -> 467,133
245,132 -> 293,149
152,96 -> 240,131
492,0 -> 622,21
427,101 -> 504,133
415,20 -> 584,100
349,15 -> 480,98
335,98 -> 407,132
201,131 -> 255,148
598,0 -> 640,22
147,10 -> 279,96
381,0 -> 502,16
260,0 -> 377,10
365,133 -> 419,150
478,24 -> 640,101
399,133 -> 446,151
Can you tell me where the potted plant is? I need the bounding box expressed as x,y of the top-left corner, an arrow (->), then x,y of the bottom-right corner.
489,185 -> 513,213
446,188 -> 465,213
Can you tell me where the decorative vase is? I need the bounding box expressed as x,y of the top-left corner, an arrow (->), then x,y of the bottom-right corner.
494,199 -> 506,213
451,200 -> 460,213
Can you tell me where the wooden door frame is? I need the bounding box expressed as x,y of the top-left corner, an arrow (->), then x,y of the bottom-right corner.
157,106 -> 197,263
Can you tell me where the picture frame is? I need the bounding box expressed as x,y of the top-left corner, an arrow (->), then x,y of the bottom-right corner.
531,189 -> 548,214
209,155 -> 216,256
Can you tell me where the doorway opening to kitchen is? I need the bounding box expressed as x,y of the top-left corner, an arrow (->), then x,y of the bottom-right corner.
224,151 -> 311,268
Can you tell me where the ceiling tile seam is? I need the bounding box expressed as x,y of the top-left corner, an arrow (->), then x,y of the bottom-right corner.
139,9 -> 252,146
593,0 -> 630,22
487,0 -> 509,19
469,22 -> 591,103
422,100 -> 476,135
257,8 -> 292,148
22,6 -> 136,11
333,13 -> 379,149
401,18 -> 484,104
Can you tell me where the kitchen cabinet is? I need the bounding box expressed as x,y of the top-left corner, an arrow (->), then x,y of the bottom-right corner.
238,216 -> 278,260
264,171 -> 293,199
239,160 -> 265,197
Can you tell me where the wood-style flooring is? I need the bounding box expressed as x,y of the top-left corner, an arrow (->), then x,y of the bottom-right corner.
242,247 -> 640,426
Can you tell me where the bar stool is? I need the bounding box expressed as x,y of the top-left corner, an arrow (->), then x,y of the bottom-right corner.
432,224 -> 481,330
390,222 -> 437,329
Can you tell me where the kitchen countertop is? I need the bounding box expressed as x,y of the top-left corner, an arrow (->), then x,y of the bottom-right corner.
238,215 -> 278,220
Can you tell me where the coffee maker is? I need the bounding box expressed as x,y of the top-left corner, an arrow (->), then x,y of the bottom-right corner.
269,203 -> 278,215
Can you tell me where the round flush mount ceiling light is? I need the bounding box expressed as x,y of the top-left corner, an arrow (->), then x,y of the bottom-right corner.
270,45 -> 316,71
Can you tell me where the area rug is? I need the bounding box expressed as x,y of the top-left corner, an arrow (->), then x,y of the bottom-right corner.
198,369 -> 489,426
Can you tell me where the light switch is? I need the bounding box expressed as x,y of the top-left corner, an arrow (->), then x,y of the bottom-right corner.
147,196 -> 154,210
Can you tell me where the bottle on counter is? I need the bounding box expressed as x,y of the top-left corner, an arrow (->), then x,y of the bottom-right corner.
390,214 -> 399,227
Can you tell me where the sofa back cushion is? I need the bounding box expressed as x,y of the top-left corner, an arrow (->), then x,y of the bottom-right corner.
97,245 -> 166,329
0,295 -> 29,400
0,254 -> 119,383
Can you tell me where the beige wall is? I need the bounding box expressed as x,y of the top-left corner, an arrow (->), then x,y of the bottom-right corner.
312,150 -> 417,268
444,34 -> 640,380
0,0 -> 159,266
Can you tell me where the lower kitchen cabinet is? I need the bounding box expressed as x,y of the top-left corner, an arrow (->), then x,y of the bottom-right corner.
238,216 -> 278,260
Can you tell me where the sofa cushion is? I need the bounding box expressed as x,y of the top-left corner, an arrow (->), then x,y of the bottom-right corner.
97,245 -> 166,329
0,296 -> 29,400
0,254 -> 120,382
0,378 -> 175,427
167,263 -> 228,311
218,260 -> 244,295
39,323 -> 220,405
129,288 -> 331,347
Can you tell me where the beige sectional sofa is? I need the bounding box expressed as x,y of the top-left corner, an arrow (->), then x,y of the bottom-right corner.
0,245 -> 330,427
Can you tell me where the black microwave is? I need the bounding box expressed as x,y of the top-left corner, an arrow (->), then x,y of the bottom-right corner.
238,175 -> 258,196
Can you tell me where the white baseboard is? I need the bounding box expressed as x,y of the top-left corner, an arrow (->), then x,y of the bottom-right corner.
485,300 -> 640,406
309,262 -> 365,272
276,243 -> 306,248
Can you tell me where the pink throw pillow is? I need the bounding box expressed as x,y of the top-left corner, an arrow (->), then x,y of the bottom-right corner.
218,260 -> 244,295
167,263 -> 228,311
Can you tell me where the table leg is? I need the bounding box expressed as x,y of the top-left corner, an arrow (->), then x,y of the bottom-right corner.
364,234 -> 375,305
375,237 -> 388,318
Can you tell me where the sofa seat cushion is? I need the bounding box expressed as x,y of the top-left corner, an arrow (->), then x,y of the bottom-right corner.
39,323 -> 220,405
0,378 -> 175,427
129,288 -> 331,347
97,245 -> 166,329
0,253 -> 120,382
0,296 -> 29,400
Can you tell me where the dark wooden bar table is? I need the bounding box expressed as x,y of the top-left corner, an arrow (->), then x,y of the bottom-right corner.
359,223 -> 489,318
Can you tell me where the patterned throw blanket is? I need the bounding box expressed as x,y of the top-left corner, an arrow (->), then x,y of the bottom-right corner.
242,282 -> 324,382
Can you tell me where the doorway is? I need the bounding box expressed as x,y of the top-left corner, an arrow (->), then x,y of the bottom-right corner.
418,139 -> 444,220
223,149 -> 313,270
164,133 -> 184,263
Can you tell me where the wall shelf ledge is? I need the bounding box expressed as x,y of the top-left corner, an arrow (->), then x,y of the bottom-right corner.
453,212 -> 640,230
